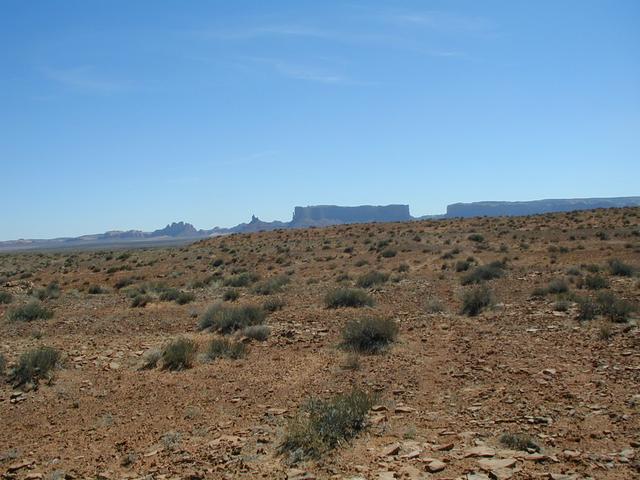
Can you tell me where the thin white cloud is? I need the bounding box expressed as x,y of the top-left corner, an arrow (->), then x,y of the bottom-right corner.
247,57 -> 371,85
43,66 -> 129,93
379,10 -> 495,35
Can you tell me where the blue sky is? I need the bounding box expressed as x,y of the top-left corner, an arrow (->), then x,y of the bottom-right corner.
1,0 -> 638,239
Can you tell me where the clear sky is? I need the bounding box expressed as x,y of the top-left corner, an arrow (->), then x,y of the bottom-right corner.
1,1 -> 639,240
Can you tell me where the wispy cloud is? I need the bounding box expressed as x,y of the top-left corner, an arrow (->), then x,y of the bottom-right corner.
378,10 -> 495,35
43,66 -> 129,93
198,24 -> 338,41
246,57 -> 369,85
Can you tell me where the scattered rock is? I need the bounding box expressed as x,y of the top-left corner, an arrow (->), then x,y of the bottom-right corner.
426,460 -> 446,473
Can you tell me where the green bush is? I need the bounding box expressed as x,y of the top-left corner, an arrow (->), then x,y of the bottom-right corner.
242,325 -> 270,341
461,285 -> 493,316
87,284 -> 106,295
356,270 -> 389,288
342,317 -> 398,353
455,260 -> 470,272
468,233 -> 485,242
596,292 -> 635,323
7,301 -> 53,322
199,303 -> 266,333
279,389 -> 375,460
0,290 -> 13,304
252,275 -> 289,295
162,338 -> 197,371
206,338 -> 247,360
577,297 -> 598,320
33,282 -> 60,301
461,261 -> 504,285
223,289 -> 239,301
380,249 -> 397,258
263,297 -> 285,312
130,294 -> 152,308
609,259 -> 634,277
159,288 -> 195,304
12,346 -> 60,386
325,288 -> 373,308
584,274 -> 608,290
547,278 -> 569,294
223,272 -> 259,288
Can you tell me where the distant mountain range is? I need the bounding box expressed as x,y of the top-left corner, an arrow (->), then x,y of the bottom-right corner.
1,197 -> 638,252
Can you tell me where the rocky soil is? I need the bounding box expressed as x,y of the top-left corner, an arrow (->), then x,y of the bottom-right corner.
1,207 -> 639,479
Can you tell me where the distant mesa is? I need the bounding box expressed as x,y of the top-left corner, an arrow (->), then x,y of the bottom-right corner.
1,197 -> 639,252
291,204 -> 412,227
446,197 -> 640,218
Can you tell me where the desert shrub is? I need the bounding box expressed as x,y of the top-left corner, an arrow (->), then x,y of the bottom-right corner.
242,325 -> 270,341
455,260 -> 470,272
598,321 -> 613,340
468,233 -> 485,242
461,285 -> 493,316
263,297 -> 285,312
223,272 -> 259,288
87,284 -> 106,295
139,349 -> 162,370
553,300 -> 570,312
12,346 -> 60,386
0,290 -> 13,304
199,303 -> 266,333
325,288 -> 373,308
223,289 -> 239,301
279,389 -> 375,460
7,301 -> 53,322
356,270 -> 389,288
566,266 -> 581,276
461,261 -> 504,285
583,264 -> 600,273
499,433 -> 540,452
530,287 -> 547,298
33,282 -> 60,300
396,263 -> 410,273
547,278 -> 569,294
609,259 -> 634,277
206,338 -> 247,360
380,248 -> 397,258
577,297 -> 598,320
341,352 -> 361,371
114,277 -> 135,289
354,259 -> 369,267
130,294 -> 152,308
162,338 -> 197,371
425,297 -> 445,313
159,288 -> 194,304
0,353 -> 6,376
342,317 -> 398,353
584,274 -> 608,290
596,292 -> 634,323
252,275 -> 289,295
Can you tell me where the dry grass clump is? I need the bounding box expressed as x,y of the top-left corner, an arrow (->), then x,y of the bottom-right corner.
325,288 -> 373,308
162,338 -> 197,371
12,346 -> 60,386
341,317 -> 398,353
279,389 -> 375,460
206,338 -> 247,360
199,303 -> 266,333
356,270 -> 389,288
461,285 -> 493,316
7,301 -> 53,322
